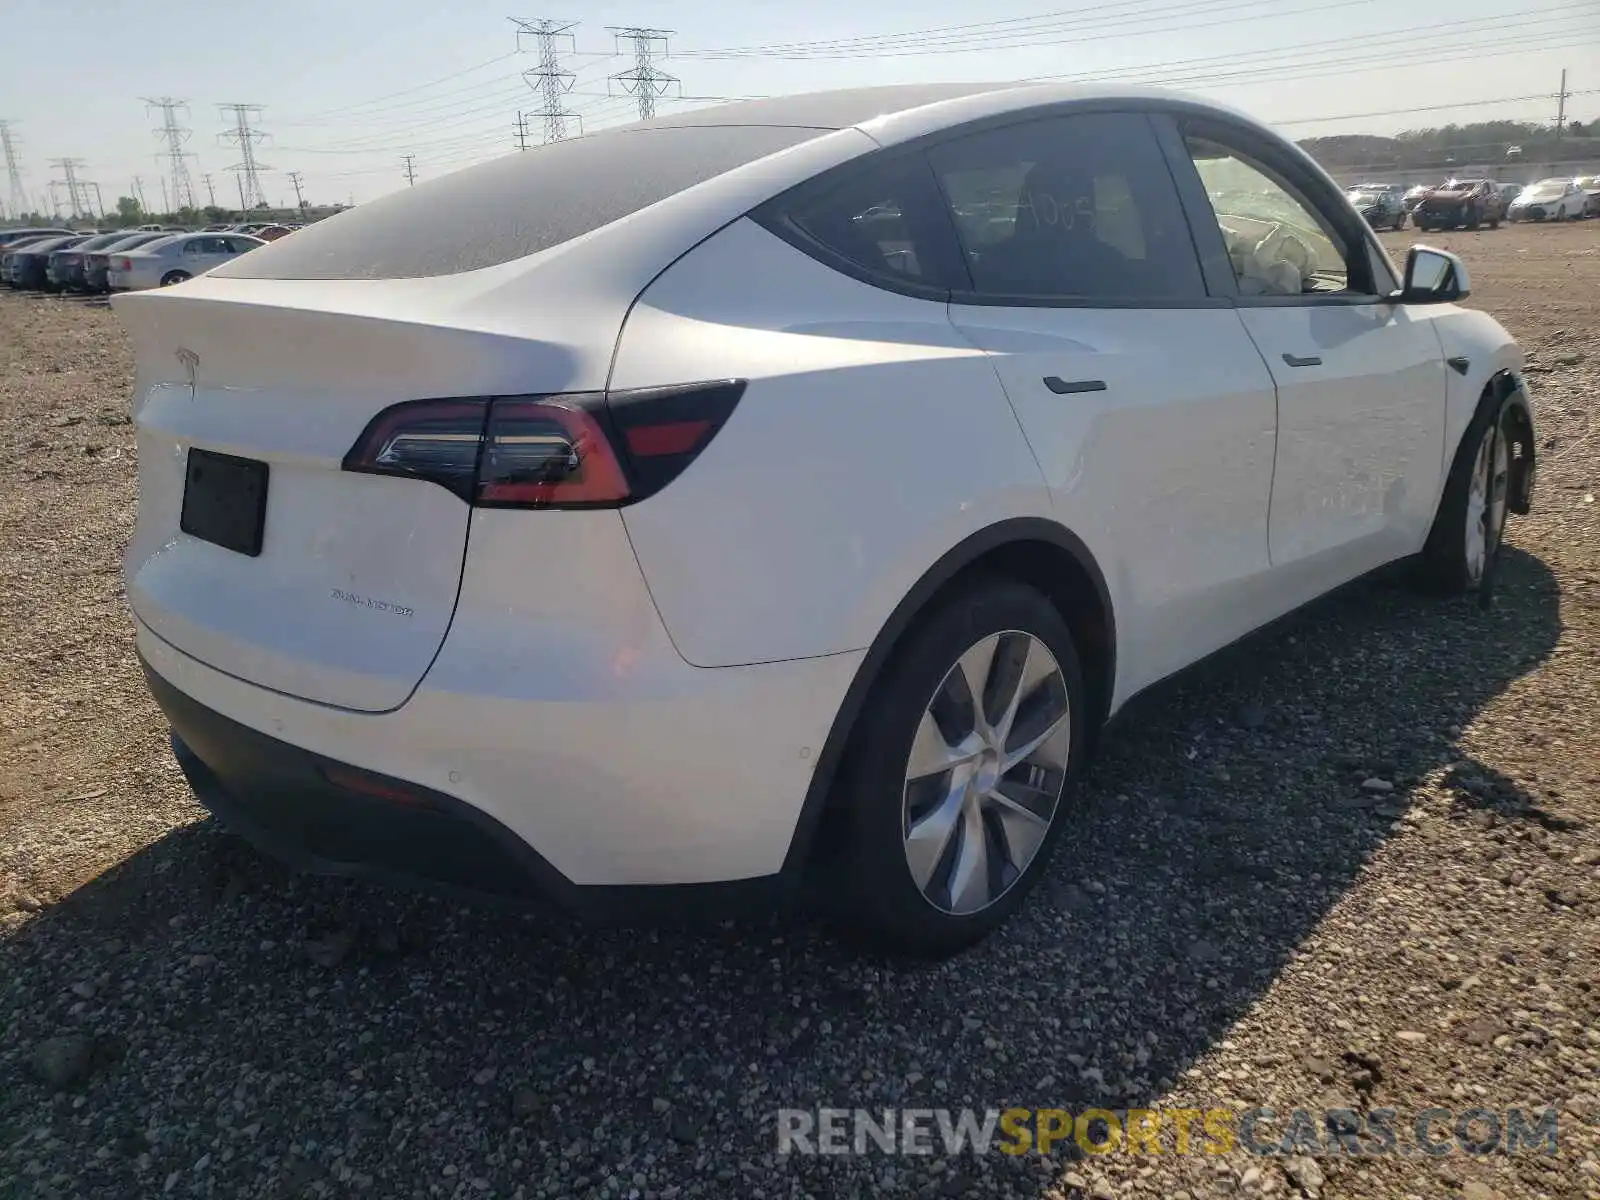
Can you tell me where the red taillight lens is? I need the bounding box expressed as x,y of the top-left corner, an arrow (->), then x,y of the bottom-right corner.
119,258 -> 132,271
341,380 -> 744,509
476,399 -> 629,507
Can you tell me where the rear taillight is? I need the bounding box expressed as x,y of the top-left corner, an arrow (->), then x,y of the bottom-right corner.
118,258 -> 132,271
342,380 -> 745,509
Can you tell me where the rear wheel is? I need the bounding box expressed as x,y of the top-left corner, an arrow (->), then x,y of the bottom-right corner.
1419,393 -> 1512,597
828,579 -> 1087,957
160,270 -> 191,287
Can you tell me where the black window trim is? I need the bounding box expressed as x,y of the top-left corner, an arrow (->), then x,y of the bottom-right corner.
1156,112 -> 1404,308
752,97 -> 1355,312
931,110 -> 1224,311
751,144 -> 964,303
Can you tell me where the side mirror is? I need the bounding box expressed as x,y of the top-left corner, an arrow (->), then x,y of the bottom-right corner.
1399,245 -> 1470,304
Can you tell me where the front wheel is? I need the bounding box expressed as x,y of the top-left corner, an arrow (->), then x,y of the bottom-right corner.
1419,395 -> 1513,597
159,270 -> 191,287
827,579 -> 1087,957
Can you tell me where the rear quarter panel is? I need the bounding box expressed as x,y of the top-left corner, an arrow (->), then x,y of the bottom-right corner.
612,218 -> 1053,668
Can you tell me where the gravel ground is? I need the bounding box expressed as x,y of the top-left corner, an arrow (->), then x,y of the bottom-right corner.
2,222 -> 1598,1200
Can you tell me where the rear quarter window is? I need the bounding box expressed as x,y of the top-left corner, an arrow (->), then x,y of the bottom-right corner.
213,125 -> 827,281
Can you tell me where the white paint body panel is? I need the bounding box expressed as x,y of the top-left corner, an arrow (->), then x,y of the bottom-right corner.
615,219 -> 1052,668
137,507 -> 860,885
946,303 -> 1278,702
1236,303 -> 1447,572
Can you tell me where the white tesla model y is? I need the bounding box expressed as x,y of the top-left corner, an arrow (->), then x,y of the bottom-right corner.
115,84 -> 1536,955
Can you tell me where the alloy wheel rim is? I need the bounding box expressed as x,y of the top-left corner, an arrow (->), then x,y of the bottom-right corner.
901,630 -> 1072,916
1464,421 -> 1510,584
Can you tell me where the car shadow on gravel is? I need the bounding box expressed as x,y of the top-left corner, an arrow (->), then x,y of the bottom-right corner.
0,549 -> 1562,1198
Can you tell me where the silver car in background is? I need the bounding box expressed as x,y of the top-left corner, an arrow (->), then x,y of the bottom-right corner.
107,233 -> 266,291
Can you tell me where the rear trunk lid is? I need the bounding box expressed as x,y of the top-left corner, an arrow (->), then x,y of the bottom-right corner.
114,274 -> 625,711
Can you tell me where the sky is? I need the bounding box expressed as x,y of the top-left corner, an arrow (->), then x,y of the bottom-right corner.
1,0 -> 1596,214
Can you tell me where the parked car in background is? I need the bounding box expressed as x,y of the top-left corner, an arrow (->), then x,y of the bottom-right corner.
1575,176 -> 1600,217
1346,184 -> 1406,230
1401,183 -> 1431,214
107,232 -> 265,291
250,224 -> 295,242
5,233 -> 91,288
1506,177 -> 1586,222
1496,181 -> 1525,207
83,231 -> 181,293
114,83 -> 1537,955
1412,178 -> 1503,230
0,226 -> 75,248
48,230 -> 156,292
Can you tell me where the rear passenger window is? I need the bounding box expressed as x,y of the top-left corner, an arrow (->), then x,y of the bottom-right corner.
779,157 -> 945,286
927,112 -> 1206,302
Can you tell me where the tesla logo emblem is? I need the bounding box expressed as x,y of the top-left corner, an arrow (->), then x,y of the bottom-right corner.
176,347 -> 199,395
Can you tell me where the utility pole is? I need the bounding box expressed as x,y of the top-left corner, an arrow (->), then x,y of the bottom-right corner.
91,182 -> 105,219
287,169 -> 306,211
607,27 -> 678,121
201,172 -> 217,207
47,181 -> 62,218
1553,68 -> 1570,145
132,175 -> 148,213
48,158 -> 91,219
236,172 -> 247,216
513,18 -> 581,142
514,111 -> 531,151
218,103 -> 270,210
0,120 -> 28,218
144,97 -> 198,210
160,176 -> 170,215
402,154 -> 417,186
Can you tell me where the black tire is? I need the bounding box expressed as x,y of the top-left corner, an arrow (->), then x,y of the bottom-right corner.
826,578 -> 1089,958
160,270 -> 191,287
1418,391 -> 1513,597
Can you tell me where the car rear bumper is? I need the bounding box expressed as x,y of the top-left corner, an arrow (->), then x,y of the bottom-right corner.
136,610 -> 861,911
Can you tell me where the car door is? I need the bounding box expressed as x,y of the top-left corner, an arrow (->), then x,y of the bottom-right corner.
1163,117 -> 1447,588
931,111 -> 1281,696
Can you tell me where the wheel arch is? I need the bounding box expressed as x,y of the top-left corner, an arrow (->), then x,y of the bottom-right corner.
781,516 -> 1116,881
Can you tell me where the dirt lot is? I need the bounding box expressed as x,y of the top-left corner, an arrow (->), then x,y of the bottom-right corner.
2,222 -> 1598,1200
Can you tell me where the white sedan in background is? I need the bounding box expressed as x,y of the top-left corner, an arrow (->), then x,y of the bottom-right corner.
108,233 -> 266,291
1506,178 -> 1586,222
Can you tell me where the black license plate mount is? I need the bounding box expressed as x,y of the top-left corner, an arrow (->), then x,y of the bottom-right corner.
180,448 -> 269,557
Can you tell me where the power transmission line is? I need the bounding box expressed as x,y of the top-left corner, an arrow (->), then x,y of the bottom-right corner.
0,120 -> 28,217
1554,67 -> 1570,142
201,173 -> 217,207
48,158 -> 94,220
514,18 -> 582,142
287,169 -> 306,210
218,103 -> 271,210
514,110 -> 531,150
132,175 -> 148,212
145,97 -> 198,210
608,27 -> 677,120
402,154 -> 418,186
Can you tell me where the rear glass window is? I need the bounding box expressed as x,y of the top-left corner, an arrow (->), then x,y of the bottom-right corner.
214,125 -> 825,280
